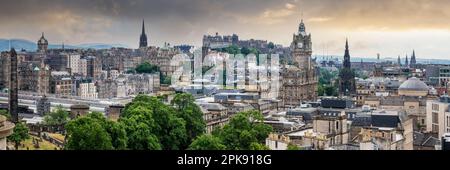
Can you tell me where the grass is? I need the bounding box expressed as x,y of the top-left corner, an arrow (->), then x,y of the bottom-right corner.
18,137 -> 60,150
47,133 -> 65,143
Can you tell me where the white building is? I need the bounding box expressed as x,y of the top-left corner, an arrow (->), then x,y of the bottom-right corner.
67,54 -> 81,75
78,82 -> 98,99
426,96 -> 450,138
79,58 -> 88,77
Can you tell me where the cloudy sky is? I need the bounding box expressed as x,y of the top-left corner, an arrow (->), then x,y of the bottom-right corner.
1,0 -> 450,59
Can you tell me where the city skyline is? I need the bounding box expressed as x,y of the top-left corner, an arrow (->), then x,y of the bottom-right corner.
1,0 -> 450,59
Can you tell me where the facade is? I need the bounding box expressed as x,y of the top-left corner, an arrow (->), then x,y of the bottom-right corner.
197,103 -> 229,134
124,73 -> 160,95
0,52 -> 10,90
77,82 -> 98,99
339,40 -> 356,96
280,19 -> 318,107
426,96 -> 450,138
49,71 -> 72,97
36,95 -> 51,116
86,56 -> 101,79
67,54 -> 81,75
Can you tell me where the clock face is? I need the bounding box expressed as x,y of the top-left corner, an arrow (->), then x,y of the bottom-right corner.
298,43 -> 303,48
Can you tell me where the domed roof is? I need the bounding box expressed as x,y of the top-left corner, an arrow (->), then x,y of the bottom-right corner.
399,77 -> 428,91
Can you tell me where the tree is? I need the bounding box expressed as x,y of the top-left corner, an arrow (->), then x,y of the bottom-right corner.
171,93 -> 206,148
135,62 -> 160,74
188,134 -> 226,150
241,47 -> 251,55
216,110 -> 272,150
287,144 -> 301,150
87,112 -> 127,150
65,115 -> 113,150
221,45 -> 240,54
8,122 -> 30,150
120,95 -> 189,150
43,105 -> 69,126
0,110 -> 10,120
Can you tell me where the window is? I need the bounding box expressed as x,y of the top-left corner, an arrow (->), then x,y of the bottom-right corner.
432,112 -> 439,124
336,121 -> 339,131
432,124 -> 439,133
432,104 -> 439,111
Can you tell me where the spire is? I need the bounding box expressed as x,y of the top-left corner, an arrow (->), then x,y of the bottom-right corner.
343,38 -> 351,69
299,17 -> 306,34
345,38 -> 349,50
405,54 -> 409,67
142,19 -> 145,35
41,32 -> 44,38
139,19 -> 148,48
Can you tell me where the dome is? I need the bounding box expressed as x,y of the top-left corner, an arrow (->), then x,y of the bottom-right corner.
398,77 -> 428,96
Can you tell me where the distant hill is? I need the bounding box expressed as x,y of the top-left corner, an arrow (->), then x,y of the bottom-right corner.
0,39 -> 129,52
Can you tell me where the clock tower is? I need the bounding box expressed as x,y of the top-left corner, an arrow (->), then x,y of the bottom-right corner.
291,19 -> 312,70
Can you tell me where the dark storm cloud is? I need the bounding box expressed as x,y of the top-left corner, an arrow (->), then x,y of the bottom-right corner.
1,0 -> 450,59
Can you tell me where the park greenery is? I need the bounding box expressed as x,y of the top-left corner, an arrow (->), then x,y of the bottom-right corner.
64,93 -> 272,150
318,68 -> 339,96
43,105 -> 69,126
134,62 -> 171,85
8,122 -> 30,150
219,45 -> 260,55
189,110 -> 272,150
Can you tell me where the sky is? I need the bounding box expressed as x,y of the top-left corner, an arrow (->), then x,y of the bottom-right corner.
1,0 -> 450,59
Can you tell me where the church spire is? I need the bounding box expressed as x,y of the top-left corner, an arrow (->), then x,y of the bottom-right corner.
139,19 -> 148,48
142,19 -> 145,35
343,38 -> 351,69
405,54 -> 409,67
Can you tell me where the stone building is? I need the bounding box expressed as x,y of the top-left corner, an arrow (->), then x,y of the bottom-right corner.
0,115 -> 14,150
36,95 -> 51,116
18,62 -> 50,94
77,82 -> 97,99
197,102 -> 229,134
105,105 -> 125,121
49,71 -> 72,97
426,95 -> 450,138
69,104 -> 90,119
280,19 -> 318,107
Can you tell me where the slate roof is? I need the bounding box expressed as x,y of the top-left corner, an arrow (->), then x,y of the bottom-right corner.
352,114 -> 400,128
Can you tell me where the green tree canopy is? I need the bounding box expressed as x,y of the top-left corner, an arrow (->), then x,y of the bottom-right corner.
43,105 -> 69,126
8,122 -> 30,150
65,115 -> 113,150
65,112 -> 127,150
135,62 -> 160,74
171,93 -> 206,148
188,134 -> 226,150
120,94 -> 192,150
190,110 -> 272,150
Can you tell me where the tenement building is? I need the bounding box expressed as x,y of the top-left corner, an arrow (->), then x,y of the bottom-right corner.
280,19 -> 318,107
